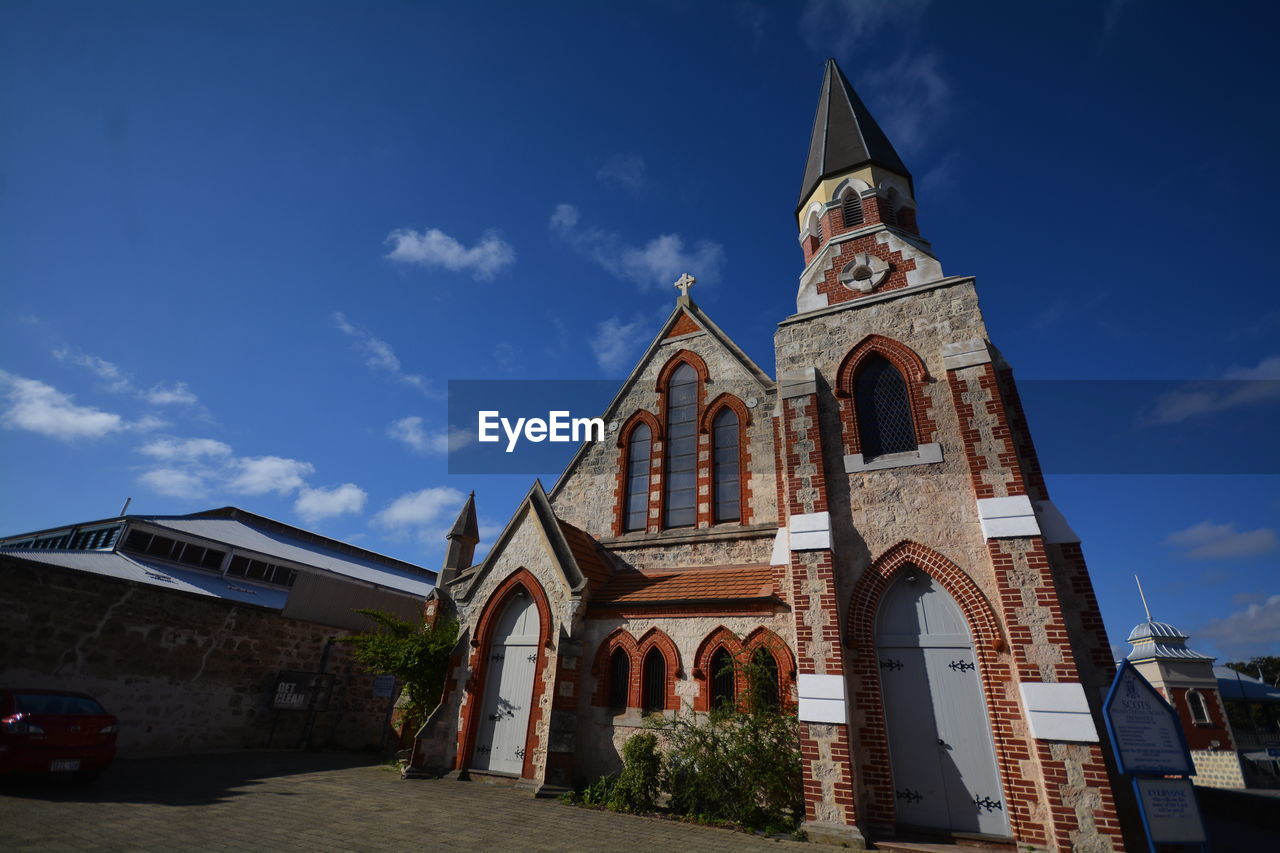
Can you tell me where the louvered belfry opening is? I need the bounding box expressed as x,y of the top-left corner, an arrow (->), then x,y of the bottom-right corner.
842,193 -> 864,228
712,407 -> 740,523
710,646 -> 735,709
855,354 -> 917,458
641,648 -> 666,714
664,363 -> 698,527
608,647 -> 630,710
624,423 -> 651,531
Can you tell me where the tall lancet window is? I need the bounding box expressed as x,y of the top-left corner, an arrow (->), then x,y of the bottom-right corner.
855,354 -> 917,458
641,648 -> 666,714
624,423 -> 651,532
664,363 -> 698,528
712,408 -> 740,523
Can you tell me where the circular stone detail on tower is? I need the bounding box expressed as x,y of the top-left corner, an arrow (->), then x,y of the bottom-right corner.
839,252 -> 889,293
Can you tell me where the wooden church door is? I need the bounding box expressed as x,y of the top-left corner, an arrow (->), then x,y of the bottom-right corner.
875,571 -> 1009,837
473,591 -> 539,775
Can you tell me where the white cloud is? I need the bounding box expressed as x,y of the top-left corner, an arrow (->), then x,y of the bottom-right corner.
596,153 -> 647,193
550,204 -> 725,291
139,437 -> 232,462
387,416 -> 471,454
1165,521 -> 1278,560
1198,594 -> 1280,655
333,312 -> 437,397
385,227 -> 515,280
800,0 -> 930,55
295,483 -> 368,524
589,316 -> 650,374
143,382 -> 199,406
1146,356 -> 1280,424
373,486 -> 466,531
139,467 -> 209,499
227,456 -> 315,496
862,51 -> 951,157
0,370 -> 154,442
53,347 -> 200,408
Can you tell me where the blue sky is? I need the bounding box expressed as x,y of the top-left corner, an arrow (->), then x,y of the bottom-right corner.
2,1 -> 1277,661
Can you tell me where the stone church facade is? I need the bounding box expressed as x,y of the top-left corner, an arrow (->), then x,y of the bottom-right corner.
413,60 -> 1125,851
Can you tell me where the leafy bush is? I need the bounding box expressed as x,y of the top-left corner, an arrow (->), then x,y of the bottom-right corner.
338,609 -> 459,733
610,732 -> 662,812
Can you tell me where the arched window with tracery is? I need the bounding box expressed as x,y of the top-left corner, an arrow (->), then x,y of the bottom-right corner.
641,648 -> 667,714
855,354 -> 917,458
710,647 -> 735,709
623,423 -> 651,532
608,647 -> 630,710
664,363 -> 698,528
712,407 -> 740,523
750,647 -> 781,711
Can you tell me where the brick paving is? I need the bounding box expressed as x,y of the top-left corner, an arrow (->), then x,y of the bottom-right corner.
0,751 -> 807,852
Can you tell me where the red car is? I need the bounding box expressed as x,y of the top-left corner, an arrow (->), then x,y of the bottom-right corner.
0,689 -> 118,782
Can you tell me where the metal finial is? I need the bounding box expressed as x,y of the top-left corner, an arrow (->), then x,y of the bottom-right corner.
1134,575 -> 1152,622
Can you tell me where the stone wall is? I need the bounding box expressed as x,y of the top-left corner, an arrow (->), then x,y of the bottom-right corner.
0,557 -> 397,757
1190,749 -> 1247,789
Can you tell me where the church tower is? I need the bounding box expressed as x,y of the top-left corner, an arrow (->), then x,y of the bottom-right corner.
771,59 -> 1126,849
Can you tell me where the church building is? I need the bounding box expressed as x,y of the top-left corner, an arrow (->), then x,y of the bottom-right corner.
413,60 -> 1125,851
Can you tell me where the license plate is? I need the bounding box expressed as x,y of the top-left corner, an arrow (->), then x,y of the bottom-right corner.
50,759 -> 80,772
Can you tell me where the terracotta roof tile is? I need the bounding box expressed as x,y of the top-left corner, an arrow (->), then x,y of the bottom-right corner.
558,521 -> 612,590
592,564 -> 776,606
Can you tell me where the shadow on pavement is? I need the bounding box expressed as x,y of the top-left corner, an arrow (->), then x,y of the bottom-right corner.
0,750 -> 382,807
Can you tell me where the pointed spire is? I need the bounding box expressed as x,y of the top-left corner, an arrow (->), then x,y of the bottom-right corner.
447,491 -> 479,542
441,491 -> 479,583
798,58 -> 911,211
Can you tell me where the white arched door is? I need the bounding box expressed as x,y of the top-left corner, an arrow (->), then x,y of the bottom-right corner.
875,571 -> 1009,837
473,591 -> 539,775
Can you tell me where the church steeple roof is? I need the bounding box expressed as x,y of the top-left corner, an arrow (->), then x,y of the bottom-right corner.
798,58 -> 912,211
447,491 -> 479,542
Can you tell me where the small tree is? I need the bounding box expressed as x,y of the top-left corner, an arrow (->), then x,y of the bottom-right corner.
339,609 -> 459,733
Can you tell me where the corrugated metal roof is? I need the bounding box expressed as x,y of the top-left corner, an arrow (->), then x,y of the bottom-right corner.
1126,620 -> 1189,642
140,517 -> 434,597
1215,666 -> 1280,703
4,550 -> 289,609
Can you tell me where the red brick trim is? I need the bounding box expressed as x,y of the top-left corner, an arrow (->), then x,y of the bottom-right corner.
456,569 -> 553,780
637,627 -> 682,711
653,349 -> 709,390
612,410 -> 662,536
834,335 -> 935,457
844,542 -> 1019,833
665,311 -> 701,338
590,628 -> 640,708
698,392 -> 752,432
743,626 -> 797,710
691,626 -> 743,711
946,362 -> 1027,500
653,351 -> 709,533
697,392 -> 753,527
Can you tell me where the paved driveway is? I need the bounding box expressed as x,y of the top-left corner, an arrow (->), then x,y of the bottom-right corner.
1,751 -> 806,852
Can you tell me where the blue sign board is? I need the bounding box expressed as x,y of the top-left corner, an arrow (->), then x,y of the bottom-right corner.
1102,661 -> 1194,776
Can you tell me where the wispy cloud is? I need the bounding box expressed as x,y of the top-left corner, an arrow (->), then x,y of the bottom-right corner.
799,0 -> 930,56
295,483 -> 368,524
53,347 -> 201,407
374,486 -> 467,533
596,153 -> 647,193
862,51 -> 951,157
384,227 -> 515,280
1165,521 -> 1278,560
0,371 -> 164,442
333,312 -> 438,398
140,467 -> 210,499
139,437 -> 233,462
228,456 -> 315,496
387,416 -> 472,454
1145,355 -> 1280,425
550,204 -> 725,291
589,315 -> 651,374
1198,594 -> 1280,656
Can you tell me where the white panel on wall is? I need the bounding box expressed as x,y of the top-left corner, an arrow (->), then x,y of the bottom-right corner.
1019,682 -> 1099,743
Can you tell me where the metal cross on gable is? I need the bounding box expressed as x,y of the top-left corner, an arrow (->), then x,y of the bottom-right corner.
674,273 -> 696,297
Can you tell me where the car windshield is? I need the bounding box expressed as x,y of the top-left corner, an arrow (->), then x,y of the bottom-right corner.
14,694 -> 107,715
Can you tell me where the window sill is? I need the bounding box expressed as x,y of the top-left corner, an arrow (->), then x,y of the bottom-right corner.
844,442 -> 942,473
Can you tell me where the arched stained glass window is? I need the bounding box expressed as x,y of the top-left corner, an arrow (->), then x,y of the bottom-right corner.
608,647 -> 630,710
641,648 -> 666,714
710,647 -> 735,709
624,423 -> 651,532
664,363 -> 698,527
712,408 -> 740,523
855,354 -> 917,458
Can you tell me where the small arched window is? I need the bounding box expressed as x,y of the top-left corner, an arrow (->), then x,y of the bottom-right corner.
624,423 -> 651,532
1187,689 -> 1210,725
750,648 -> 781,711
608,647 -> 630,710
710,647 -> 735,709
664,363 -> 698,528
712,408 -> 740,523
842,192 -> 864,228
855,354 -> 917,458
641,648 -> 666,714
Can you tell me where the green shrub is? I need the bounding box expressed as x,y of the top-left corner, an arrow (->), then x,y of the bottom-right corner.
609,732 -> 662,813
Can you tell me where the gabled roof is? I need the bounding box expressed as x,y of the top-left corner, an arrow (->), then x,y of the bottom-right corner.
589,565 -> 778,609
549,297 -> 773,499
798,58 -> 912,211
448,481 -> 603,602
